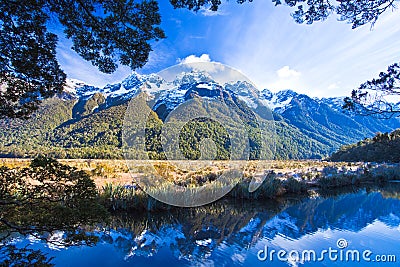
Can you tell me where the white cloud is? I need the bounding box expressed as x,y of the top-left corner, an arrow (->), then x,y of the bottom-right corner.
265,66 -> 302,92
168,55 -> 251,85
218,1 -> 400,97
176,54 -> 226,76
178,54 -> 211,64
327,83 -> 340,90
277,66 -> 301,79
199,7 -> 228,16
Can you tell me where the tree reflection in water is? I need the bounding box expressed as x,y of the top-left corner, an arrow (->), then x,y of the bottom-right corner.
0,157 -> 108,266
2,158 -> 400,266
92,183 -> 400,265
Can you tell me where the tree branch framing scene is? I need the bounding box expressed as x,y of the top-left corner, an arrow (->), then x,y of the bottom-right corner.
1,0 -> 400,266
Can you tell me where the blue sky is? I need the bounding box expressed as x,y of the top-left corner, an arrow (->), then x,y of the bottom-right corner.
56,1 -> 400,97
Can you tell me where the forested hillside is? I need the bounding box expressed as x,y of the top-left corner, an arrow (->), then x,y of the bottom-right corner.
0,95 -> 331,159
330,129 -> 400,162
1,73 -> 399,160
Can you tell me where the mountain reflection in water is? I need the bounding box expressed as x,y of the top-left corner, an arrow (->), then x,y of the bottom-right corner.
9,185 -> 400,266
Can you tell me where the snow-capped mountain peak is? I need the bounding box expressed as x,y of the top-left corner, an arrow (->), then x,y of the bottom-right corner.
63,78 -> 96,96
62,71 -> 353,118
173,71 -> 213,86
261,89 -> 273,100
318,96 -> 346,112
261,89 -> 297,113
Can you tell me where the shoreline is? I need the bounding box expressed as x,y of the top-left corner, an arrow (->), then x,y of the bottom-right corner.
2,158 -> 400,212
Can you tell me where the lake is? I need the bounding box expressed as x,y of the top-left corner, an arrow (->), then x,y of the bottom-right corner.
6,184 -> 400,266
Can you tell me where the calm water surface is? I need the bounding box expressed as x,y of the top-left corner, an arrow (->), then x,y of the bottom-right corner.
10,185 -> 400,266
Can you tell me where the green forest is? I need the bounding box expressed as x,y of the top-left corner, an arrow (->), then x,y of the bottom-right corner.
0,94 -> 331,160
330,129 -> 400,162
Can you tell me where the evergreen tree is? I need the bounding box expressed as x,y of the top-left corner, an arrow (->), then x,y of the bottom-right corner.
0,0 -> 165,118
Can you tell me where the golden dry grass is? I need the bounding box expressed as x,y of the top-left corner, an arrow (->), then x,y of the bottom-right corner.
0,158 -> 357,188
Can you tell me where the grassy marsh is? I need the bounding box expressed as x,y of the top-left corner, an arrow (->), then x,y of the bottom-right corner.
2,158 -> 400,211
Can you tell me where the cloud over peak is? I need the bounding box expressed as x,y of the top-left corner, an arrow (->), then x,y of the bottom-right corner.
178,54 -> 211,64
277,66 -> 301,79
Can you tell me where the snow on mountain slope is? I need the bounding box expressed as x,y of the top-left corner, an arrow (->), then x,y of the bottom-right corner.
62,71 -> 399,125
63,79 -> 87,94
63,73 -> 165,100
63,78 -> 100,98
173,71 -> 213,85
318,96 -> 346,112
225,81 -> 260,109
64,71 -> 267,115
152,83 -> 189,112
261,89 -> 295,113
50,70 -> 400,160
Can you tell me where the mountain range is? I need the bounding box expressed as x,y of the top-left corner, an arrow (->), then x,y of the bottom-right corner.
1,71 -> 399,159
